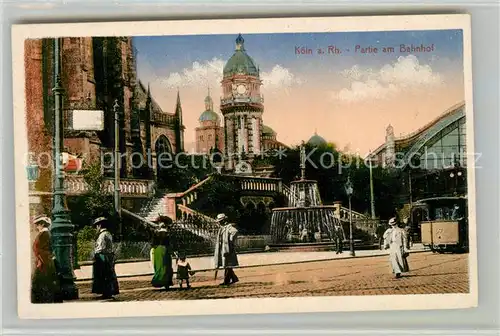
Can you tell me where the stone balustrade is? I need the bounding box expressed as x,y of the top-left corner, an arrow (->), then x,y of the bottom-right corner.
64,175 -> 153,197
228,175 -> 282,193
220,95 -> 264,106
338,207 -> 366,221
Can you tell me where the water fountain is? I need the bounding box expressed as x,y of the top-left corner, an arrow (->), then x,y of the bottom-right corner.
270,143 -> 345,250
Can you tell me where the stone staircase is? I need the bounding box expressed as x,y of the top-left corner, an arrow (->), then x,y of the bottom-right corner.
137,196 -> 165,222
132,173 -> 370,248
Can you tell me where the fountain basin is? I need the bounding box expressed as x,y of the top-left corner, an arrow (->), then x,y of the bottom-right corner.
270,205 -> 344,244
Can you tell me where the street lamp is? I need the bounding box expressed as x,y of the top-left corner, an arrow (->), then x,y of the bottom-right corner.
113,99 -> 122,239
344,176 -> 355,256
50,37 -> 79,300
366,153 -> 376,219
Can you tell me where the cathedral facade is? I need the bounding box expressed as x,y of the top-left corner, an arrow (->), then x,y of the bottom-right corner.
25,37 -> 184,193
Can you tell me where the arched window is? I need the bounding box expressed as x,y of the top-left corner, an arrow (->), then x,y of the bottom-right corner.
155,135 -> 172,173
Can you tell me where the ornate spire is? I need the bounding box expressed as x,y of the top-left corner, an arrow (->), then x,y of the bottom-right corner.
235,33 -> 245,51
300,141 -> 306,180
204,86 -> 213,111
175,88 -> 182,119
175,89 -> 184,153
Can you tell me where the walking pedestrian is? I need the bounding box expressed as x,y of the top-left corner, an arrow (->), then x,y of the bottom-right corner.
175,252 -> 194,289
91,217 -> 119,299
214,213 -> 239,286
333,221 -> 343,254
375,223 -> 386,250
150,225 -> 174,290
383,217 -> 410,279
31,215 -> 62,303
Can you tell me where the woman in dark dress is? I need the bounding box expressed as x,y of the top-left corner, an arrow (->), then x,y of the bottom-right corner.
91,217 -> 119,299
31,215 -> 62,303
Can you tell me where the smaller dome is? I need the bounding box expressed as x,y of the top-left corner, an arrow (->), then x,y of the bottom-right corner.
199,110 -> 219,122
307,133 -> 327,146
262,125 -> 276,135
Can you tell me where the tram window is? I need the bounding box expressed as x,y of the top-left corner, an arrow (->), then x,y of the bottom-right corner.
435,207 -> 452,220
435,208 -> 443,220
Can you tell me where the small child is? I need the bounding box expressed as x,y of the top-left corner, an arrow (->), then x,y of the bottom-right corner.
175,252 -> 194,289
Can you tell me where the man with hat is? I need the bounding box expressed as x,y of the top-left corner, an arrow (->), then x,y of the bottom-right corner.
213,213 -> 239,285
383,217 -> 410,278
91,217 -> 119,299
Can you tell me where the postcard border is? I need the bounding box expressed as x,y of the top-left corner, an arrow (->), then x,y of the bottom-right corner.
12,14 -> 477,319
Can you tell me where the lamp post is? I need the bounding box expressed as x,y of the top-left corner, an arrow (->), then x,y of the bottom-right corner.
344,176 -> 355,256
113,99 -> 122,239
50,37 -> 79,300
449,168 -> 463,195
367,155 -> 376,219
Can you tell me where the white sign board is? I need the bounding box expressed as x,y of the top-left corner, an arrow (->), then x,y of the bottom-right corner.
71,110 -> 104,131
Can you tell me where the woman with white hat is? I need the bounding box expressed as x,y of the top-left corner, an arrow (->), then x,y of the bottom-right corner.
31,215 -> 62,303
383,217 -> 410,278
91,217 -> 119,299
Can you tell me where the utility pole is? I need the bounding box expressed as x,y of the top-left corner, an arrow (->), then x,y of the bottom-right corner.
50,37 -> 78,300
368,156 -> 376,219
113,99 -> 122,239
344,176 -> 355,257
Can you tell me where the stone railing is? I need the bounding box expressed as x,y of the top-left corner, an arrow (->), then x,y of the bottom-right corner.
338,206 -> 366,221
170,175 -> 215,208
176,204 -> 221,241
151,112 -> 177,126
228,175 -> 282,193
220,95 -> 264,106
64,175 -> 154,197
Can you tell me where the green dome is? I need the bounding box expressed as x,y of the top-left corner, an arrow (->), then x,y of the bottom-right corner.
307,133 -> 327,146
223,34 -> 259,77
199,110 -> 219,122
262,125 -> 276,135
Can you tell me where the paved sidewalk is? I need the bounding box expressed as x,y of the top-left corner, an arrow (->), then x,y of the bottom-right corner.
75,244 -> 428,281
75,252 -> 469,301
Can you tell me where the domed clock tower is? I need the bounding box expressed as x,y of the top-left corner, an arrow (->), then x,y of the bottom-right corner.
220,34 -> 264,170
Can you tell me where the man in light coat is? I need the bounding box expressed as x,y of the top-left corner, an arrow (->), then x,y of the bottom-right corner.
383,217 -> 410,279
214,213 -> 239,285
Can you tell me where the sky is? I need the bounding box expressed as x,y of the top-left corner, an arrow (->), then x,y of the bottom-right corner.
133,29 -> 464,155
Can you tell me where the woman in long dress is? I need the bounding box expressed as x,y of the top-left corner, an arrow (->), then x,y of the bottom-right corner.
383,217 -> 410,278
150,226 -> 174,290
91,217 -> 119,299
31,215 -> 62,303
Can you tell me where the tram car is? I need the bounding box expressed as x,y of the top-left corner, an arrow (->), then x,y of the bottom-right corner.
410,196 -> 468,253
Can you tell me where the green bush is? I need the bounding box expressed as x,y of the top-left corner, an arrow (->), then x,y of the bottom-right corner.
77,225 -> 97,262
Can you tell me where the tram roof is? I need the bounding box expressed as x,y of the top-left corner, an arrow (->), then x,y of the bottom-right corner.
412,196 -> 468,205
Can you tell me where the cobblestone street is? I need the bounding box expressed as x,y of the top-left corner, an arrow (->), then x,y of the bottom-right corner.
74,252 -> 469,301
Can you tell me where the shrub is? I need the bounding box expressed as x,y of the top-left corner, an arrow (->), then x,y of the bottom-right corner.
76,225 -> 97,262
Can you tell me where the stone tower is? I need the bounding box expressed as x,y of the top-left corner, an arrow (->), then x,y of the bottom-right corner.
220,34 -> 264,170
195,88 -> 224,154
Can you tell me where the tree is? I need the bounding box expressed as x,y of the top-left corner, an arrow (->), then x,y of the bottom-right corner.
195,174 -> 242,221
156,154 -> 215,192
267,143 -> 404,220
67,161 -> 114,230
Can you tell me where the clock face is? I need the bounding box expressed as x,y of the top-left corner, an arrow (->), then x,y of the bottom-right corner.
236,84 -> 247,95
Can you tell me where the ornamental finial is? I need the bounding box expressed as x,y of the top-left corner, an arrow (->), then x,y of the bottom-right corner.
235,34 -> 245,50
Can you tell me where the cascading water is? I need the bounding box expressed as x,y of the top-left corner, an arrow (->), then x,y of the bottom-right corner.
269,143 -> 346,245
